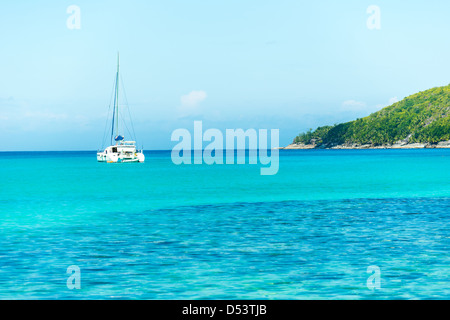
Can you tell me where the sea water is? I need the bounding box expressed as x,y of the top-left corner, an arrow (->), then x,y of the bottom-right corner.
0,149 -> 448,299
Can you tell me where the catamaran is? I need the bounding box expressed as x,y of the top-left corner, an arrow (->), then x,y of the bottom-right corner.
97,54 -> 145,163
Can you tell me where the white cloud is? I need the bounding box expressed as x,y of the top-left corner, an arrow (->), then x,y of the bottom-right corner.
341,100 -> 367,111
180,90 -> 207,107
341,96 -> 399,115
177,90 -> 207,117
0,97 -> 94,133
374,97 -> 400,111
388,97 -> 398,105
24,111 -> 68,121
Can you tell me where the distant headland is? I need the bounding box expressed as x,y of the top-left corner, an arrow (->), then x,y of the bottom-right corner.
283,84 -> 450,150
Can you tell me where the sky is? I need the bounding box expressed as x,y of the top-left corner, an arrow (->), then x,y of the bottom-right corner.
1,0 -> 450,150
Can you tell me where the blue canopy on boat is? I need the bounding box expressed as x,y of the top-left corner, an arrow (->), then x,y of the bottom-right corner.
114,135 -> 124,141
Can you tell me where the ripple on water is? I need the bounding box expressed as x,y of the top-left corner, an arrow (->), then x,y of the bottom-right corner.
0,197 -> 448,299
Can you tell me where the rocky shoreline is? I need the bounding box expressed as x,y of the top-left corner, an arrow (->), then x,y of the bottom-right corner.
281,140 -> 450,150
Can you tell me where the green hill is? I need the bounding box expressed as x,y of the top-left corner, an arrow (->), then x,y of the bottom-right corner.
293,84 -> 450,147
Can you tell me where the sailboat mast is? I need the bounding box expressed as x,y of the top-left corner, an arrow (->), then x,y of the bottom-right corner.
115,52 -> 120,138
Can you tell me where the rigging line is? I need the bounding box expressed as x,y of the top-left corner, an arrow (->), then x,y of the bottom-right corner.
119,108 -> 133,140
120,74 -> 137,142
111,74 -> 118,145
101,77 -> 117,149
119,74 -> 136,141
104,77 -> 116,145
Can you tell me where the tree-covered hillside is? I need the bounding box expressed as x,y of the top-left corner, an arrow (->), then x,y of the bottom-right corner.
294,85 -> 450,147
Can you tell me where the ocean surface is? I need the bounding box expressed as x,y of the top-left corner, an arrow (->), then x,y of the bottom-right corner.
0,149 -> 449,299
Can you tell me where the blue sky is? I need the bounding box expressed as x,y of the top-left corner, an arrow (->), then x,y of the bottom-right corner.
1,0 -> 450,150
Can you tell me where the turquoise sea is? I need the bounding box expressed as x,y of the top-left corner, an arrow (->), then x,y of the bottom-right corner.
0,149 -> 449,299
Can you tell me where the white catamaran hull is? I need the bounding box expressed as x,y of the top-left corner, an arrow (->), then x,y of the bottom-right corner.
97,149 -> 145,163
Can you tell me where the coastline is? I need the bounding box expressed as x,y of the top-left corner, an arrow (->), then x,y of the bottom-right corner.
280,140 -> 450,150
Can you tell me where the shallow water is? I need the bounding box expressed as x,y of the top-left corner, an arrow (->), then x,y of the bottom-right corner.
0,150 -> 449,299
